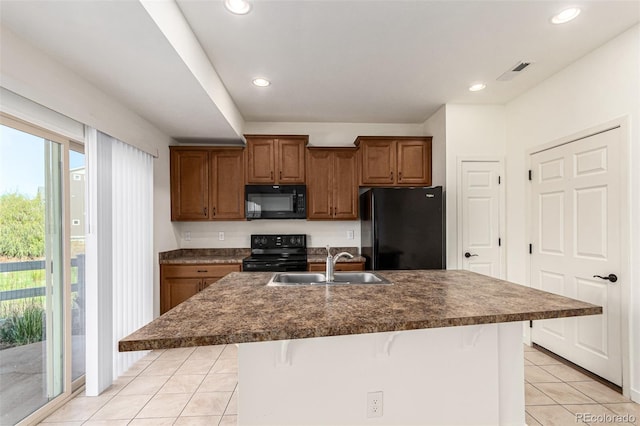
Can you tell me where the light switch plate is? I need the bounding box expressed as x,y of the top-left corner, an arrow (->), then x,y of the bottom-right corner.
347,230 -> 354,240
218,231 -> 225,241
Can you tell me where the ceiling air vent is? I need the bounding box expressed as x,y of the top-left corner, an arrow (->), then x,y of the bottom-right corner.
497,61 -> 534,81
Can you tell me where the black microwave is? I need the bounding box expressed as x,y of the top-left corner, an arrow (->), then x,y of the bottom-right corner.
245,185 -> 306,219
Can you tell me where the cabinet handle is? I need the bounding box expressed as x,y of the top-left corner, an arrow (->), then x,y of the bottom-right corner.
271,171 -> 274,180
399,171 -> 402,180
213,206 -> 216,216
204,207 -> 207,216
390,171 -> 393,180
279,170 -> 282,180
197,270 -> 208,273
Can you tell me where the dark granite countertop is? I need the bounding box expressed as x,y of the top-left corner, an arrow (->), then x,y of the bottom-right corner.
159,248 -> 364,265
119,270 -> 601,352
307,246 -> 365,263
159,249 -> 250,264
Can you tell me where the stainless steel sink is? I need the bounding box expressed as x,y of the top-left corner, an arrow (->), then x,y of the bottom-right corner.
271,273 -> 326,284
267,272 -> 392,286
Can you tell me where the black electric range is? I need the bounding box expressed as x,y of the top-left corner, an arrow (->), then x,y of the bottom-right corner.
242,234 -> 308,272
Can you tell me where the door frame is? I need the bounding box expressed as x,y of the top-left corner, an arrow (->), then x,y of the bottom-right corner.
456,157 -> 506,279
525,116 -> 631,397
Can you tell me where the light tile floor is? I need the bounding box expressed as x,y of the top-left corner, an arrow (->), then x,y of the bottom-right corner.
524,344 -> 638,426
40,345 -> 237,426
38,344 -> 638,425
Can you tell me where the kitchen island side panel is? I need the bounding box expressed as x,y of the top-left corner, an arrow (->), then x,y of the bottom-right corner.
238,322 -> 524,426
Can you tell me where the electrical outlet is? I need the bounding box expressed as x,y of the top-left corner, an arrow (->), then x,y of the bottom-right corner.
185,231 -> 191,241
347,229 -> 354,240
367,391 -> 383,418
218,231 -> 225,241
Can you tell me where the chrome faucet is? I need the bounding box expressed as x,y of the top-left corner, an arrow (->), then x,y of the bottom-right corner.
325,245 -> 354,283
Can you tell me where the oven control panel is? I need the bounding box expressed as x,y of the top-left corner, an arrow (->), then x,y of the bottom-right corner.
251,234 -> 307,249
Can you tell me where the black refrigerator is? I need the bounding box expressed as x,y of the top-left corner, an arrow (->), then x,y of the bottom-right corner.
360,186 -> 445,270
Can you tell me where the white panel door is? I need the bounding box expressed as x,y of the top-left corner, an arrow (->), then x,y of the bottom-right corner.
531,127 -> 622,385
461,161 -> 502,278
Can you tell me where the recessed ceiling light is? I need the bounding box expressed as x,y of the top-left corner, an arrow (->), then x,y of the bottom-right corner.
252,78 -> 271,87
224,0 -> 252,15
551,7 -> 581,24
469,83 -> 486,92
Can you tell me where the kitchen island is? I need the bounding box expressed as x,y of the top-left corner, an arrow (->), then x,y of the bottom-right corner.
120,270 -> 601,425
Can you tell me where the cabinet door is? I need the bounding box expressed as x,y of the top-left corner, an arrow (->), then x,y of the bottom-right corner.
170,149 -> 209,220
247,138 -> 276,183
397,139 -> 432,185
308,262 -> 365,271
332,150 -> 358,219
161,278 -> 201,313
211,150 -> 245,219
306,149 -> 333,219
335,262 -> 365,271
199,267 -> 240,291
307,263 -> 326,272
277,138 -> 306,183
206,264 -> 242,277
201,277 -> 219,291
360,140 -> 396,185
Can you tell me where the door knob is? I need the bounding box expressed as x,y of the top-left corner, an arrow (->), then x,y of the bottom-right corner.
593,274 -> 618,283
464,252 -> 478,258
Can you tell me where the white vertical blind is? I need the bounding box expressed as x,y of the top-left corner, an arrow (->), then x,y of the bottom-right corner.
85,128 -> 113,396
111,138 -> 153,378
85,128 -> 153,395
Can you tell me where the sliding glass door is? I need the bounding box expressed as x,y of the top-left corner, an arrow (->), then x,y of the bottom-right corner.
0,119 -> 70,425
44,137 -> 65,402
70,146 -> 85,383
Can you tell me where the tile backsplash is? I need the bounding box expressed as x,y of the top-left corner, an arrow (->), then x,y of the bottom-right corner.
174,220 -> 361,250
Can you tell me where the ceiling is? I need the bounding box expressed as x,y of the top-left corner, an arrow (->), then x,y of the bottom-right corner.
1,1 -> 638,142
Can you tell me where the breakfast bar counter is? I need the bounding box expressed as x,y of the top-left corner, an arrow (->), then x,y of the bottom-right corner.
119,270 -> 601,425
119,270 -> 600,351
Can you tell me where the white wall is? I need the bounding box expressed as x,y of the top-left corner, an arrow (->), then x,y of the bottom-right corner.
175,121 -> 427,251
0,26 -> 179,317
422,105 -> 446,188
443,104 -> 506,269
505,24 -> 640,401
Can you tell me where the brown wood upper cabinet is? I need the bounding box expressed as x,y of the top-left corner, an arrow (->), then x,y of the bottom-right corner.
170,146 -> 245,221
306,147 -> 358,220
355,136 -> 432,186
245,135 -> 307,184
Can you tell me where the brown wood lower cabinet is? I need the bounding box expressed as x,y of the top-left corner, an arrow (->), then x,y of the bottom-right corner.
307,262 -> 365,272
160,264 -> 241,314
